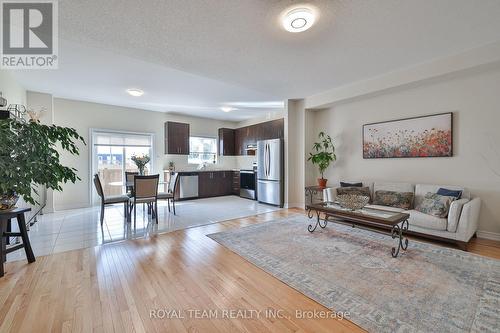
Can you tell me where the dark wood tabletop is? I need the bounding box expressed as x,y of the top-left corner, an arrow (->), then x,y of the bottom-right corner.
307,202 -> 409,226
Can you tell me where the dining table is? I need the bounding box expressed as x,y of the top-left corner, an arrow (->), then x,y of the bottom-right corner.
108,180 -> 169,221
108,180 -> 168,190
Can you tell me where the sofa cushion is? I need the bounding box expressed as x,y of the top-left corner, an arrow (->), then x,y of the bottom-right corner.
407,210 -> 448,231
415,192 -> 456,218
437,188 -> 462,199
365,204 -> 405,213
337,187 -> 371,200
374,182 -> 415,195
415,184 -> 469,208
373,190 -> 414,210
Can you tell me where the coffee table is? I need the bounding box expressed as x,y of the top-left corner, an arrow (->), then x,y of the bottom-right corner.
306,202 -> 410,258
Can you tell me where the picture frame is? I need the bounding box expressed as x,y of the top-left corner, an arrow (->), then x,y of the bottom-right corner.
362,112 -> 453,159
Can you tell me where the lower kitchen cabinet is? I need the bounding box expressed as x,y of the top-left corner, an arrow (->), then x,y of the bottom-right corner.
232,171 -> 240,195
198,171 -> 233,198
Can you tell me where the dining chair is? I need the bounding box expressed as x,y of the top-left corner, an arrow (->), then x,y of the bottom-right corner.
157,172 -> 179,215
125,171 -> 139,195
93,174 -> 130,225
132,174 -> 159,225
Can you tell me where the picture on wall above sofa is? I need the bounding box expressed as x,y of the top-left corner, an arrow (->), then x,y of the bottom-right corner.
363,112 -> 453,159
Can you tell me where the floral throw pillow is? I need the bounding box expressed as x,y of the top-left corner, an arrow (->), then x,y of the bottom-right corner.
415,192 -> 455,218
372,190 -> 414,210
337,186 -> 371,201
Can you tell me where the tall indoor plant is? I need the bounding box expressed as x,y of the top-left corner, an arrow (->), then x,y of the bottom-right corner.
0,118 -> 85,209
308,131 -> 336,188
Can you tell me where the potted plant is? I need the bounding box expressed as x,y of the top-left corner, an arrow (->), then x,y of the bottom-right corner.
131,153 -> 150,175
308,131 -> 336,188
0,118 -> 85,209
168,161 -> 175,171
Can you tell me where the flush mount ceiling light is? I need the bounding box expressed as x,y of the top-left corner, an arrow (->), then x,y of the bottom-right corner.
282,7 -> 316,33
126,88 -> 144,97
221,106 -> 235,113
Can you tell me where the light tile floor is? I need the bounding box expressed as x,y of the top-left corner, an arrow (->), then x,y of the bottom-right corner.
6,196 -> 281,262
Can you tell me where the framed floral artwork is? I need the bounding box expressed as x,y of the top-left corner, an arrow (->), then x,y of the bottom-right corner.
363,113 -> 453,159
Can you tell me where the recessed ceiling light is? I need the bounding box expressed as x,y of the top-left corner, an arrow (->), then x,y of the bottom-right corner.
126,88 -> 144,97
282,7 -> 316,33
221,106 -> 234,113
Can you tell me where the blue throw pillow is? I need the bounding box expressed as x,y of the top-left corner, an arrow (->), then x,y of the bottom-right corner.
340,182 -> 363,187
437,188 -> 462,199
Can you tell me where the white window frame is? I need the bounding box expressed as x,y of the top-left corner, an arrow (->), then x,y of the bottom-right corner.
89,128 -> 155,205
188,135 -> 218,165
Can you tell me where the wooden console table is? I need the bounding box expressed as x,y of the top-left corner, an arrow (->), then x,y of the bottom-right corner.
0,208 -> 36,277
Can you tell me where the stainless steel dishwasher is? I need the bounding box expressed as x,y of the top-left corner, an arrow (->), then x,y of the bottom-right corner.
179,173 -> 199,199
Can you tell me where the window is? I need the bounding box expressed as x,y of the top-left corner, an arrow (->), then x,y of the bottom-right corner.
91,130 -> 154,201
188,136 -> 217,164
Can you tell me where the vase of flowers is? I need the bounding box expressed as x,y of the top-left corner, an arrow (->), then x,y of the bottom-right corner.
131,154 -> 150,175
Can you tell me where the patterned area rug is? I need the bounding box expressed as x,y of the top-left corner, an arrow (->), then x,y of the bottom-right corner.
208,215 -> 500,333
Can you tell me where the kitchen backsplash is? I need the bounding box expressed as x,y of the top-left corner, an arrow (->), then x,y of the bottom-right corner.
162,155 -> 256,172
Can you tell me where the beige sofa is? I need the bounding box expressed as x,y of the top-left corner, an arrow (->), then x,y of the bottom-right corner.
324,182 -> 481,250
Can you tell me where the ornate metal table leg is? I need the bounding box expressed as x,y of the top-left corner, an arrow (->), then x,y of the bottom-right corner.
391,220 -> 409,257
308,209 -> 320,232
400,220 -> 409,250
308,210 -> 328,232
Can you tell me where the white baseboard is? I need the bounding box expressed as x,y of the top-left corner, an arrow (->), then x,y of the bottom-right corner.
476,230 -> 500,241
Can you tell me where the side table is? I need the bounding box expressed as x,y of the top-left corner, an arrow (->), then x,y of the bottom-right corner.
304,186 -> 330,218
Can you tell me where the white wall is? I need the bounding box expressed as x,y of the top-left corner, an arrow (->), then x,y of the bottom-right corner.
0,71 -> 26,106
308,67 -> 500,234
285,100 -> 306,208
50,98 -> 237,210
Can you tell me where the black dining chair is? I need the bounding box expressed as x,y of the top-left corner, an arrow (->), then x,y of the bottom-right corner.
93,174 -> 130,225
131,174 -> 160,225
158,172 -> 180,215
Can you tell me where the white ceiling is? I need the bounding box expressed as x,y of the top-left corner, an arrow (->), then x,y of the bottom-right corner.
11,0 -> 500,121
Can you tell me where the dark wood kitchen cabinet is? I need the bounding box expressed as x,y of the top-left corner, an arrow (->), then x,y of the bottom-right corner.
198,172 -> 213,198
230,118 -> 284,156
217,171 -> 233,196
198,171 -> 233,197
218,128 -> 235,156
232,171 -> 240,195
165,121 -> 190,155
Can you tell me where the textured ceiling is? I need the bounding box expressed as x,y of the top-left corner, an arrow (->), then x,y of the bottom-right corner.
11,0 -> 500,120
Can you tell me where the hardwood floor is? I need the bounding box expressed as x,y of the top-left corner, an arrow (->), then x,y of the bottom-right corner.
1,208 -> 499,333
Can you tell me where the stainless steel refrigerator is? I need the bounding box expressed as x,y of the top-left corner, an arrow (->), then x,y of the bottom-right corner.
257,138 -> 284,207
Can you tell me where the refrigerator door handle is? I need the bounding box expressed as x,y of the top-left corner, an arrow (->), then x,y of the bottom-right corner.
264,143 -> 269,177
267,143 -> 271,176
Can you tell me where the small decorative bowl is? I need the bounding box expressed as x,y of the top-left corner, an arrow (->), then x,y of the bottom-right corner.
337,194 -> 370,211
0,194 -> 19,210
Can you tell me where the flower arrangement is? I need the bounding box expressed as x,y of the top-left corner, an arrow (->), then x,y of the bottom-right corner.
131,153 -> 150,175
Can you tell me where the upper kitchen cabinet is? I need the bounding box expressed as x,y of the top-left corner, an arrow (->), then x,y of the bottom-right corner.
218,128 -> 235,156
221,118 -> 284,156
165,121 -> 190,155
261,118 -> 284,140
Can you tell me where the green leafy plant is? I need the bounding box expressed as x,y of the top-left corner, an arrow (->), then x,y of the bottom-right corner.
308,131 -> 336,179
0,119 -> 85,205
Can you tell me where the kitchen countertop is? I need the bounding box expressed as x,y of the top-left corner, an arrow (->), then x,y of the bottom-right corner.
164,169 -> 243,174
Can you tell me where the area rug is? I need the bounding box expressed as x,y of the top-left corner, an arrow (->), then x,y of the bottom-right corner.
208,215 -> 500,333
